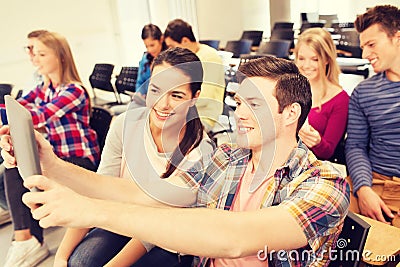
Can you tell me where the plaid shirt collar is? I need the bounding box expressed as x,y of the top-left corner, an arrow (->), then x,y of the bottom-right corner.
197,141 -> 320,267
197,140 -> 314,204
231,140 -> 311,188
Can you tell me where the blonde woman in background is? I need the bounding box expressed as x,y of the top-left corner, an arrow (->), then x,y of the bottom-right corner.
295,27 -> 349,160
1,31 -> 100,267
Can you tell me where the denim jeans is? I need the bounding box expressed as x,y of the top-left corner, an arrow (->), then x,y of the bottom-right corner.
68,228 -> 194,267
68,228 -> 131,267
5,157 -> 96,244
4,167 -> 43,243
132,246 -> 193,267
0,163 -> 8,210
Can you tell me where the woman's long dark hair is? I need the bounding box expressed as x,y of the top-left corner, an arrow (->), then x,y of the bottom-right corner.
151,47 -> 204,178
141,24 -> 167,72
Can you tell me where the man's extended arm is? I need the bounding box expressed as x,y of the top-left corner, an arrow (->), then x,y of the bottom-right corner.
23,169 -> 350,260
23,175 -> 307,259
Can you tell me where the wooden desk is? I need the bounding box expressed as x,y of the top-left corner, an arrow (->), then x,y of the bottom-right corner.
336,49 -> 353,57
250,45 -> 259,52
355,214 -> 400,266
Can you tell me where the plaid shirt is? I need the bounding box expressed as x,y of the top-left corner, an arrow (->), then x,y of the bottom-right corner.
181,141 -> 349,267
1,82 -> 100,165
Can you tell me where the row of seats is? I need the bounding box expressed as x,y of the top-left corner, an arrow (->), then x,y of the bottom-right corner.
89,64 -> 138,107
0,84 -> 23,104
201,17 -> 363,61
200,39 -> 292,59
200,25 -> 289,56
88,64 -> 138,151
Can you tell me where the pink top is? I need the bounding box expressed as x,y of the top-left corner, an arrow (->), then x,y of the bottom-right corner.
211,166 -> 273,267
308,90 -> 349,160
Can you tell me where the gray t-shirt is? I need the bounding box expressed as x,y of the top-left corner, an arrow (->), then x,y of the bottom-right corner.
98,107 -> 214,251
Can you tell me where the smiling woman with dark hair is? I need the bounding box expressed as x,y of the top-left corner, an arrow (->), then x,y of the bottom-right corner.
53,47 -> 214,267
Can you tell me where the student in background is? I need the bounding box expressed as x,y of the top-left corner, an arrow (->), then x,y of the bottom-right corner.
24,30 -> 49,93
346,5 -> 400,227
3,56 -> 348,266
295,27 -> 349,160
53,48 -> 214,267
164,19 -> 225,132
132,24 -> 167,108
0,31 -> 100,267
0,30 -> 48,224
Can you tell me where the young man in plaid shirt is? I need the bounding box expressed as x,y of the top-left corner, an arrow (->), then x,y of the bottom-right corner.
9,56 -> 349,267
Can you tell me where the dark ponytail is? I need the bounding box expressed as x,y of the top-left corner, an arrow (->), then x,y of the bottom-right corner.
162,106 -> 204,178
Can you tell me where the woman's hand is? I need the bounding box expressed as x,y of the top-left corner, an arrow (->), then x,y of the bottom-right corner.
298,124 -> 321,148
0,126 -> 17,168
0,125 -> 59,172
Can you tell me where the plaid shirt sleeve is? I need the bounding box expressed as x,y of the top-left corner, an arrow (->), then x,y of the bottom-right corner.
179,144 -> 249,210
177,144 -> 234,205
18,84 -> 87,129
0,83 -> 99,165
279,168 -> 350,266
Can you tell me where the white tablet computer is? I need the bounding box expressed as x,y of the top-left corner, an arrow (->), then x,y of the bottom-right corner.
5,95 -> 42,191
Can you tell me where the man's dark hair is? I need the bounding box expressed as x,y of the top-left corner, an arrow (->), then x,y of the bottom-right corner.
355,5 -> 400,37
238,56 -> 312,134
164,19 -> 196,43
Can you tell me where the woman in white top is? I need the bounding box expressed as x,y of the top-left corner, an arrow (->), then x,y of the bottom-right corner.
54,47 -> 214,267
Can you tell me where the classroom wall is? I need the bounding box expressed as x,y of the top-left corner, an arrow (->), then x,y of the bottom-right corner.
0,0 -> 119,94
292,0 -> 400,27
196,0 -> 243,47
0,0 -> 398,95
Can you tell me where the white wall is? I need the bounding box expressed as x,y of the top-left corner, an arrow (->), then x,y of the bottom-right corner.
196,0 -> 270,47
242,0 -> 270,38
0,0 -> 398,95
115,0 -> 151,68
291,0 -> 399,29
0,0 -> 121,93
196,0 -> 243,47
339,0 -> 399,22
0,0 -> 121,94
117,0 -> 199,68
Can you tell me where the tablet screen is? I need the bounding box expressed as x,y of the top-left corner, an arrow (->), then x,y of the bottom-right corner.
5,95 -> 42,191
